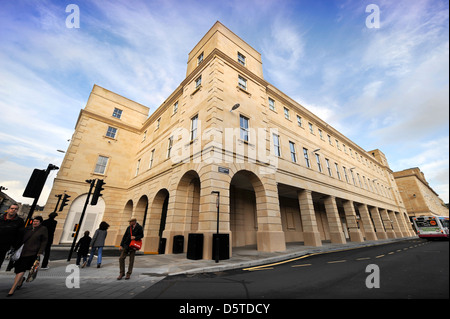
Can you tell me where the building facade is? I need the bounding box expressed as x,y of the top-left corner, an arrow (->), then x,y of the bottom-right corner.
394,167 -> 449,218
43,22 -> 415,259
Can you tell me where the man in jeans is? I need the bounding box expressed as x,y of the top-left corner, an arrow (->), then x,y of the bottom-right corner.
117,218 -> 143,280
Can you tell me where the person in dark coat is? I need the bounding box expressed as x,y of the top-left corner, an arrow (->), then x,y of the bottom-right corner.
41,212 -> 58,269
117,218 -> 143,280
75,231 -> 91,267
7,216 -> 48,297
0,204 -> 25,270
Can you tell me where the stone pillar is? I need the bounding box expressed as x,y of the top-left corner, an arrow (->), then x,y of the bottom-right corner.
298,189 -> 322,247
395,212 -> 409,237
390,211 -> 404,238
369,206 -> 388,239
358,204 -> 377,241
323,196 -> 346,244
379,208 -> 396,238
255,176 -> 286,252
342,200 -> 364,242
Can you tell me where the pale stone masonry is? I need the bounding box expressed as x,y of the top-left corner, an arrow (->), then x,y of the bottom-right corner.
43,21 -> 415,259
393,167 -> 449,217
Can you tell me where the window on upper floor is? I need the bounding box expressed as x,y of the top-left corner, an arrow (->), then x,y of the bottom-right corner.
315,153 -> 322,173
240,115 -> 249,142
149,149 -> 155,169
303,148 -> 311,168
167,136 -> 173,158
297,115 -> 303,127
106,126 -> 117,139
273,133 -> 281,157
195,75 -> 202,89
94,155 -> 109,175
238,52 -> 246,66
284,107 -> 290,120
197,52 -> 204,65
289,141 -> 297,163
238,75 -> 247,90
173,101 -> 178,114
191,115 -> 198,141
112,108 -> 122,119
268,97 -> 275,111
309,123 -> 314,134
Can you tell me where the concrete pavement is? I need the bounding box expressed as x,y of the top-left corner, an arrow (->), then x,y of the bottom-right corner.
0,236 -> 417,299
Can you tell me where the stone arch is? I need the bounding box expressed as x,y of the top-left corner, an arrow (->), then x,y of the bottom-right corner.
143,189 -> 169,253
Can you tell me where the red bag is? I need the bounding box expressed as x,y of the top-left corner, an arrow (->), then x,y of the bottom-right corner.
129,226 -> 142,250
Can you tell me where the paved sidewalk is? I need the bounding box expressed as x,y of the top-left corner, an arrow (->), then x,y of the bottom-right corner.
0,236 -> 417,299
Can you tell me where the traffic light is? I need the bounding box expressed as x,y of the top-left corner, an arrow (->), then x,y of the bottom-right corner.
91,179 -> 105,205
59,194 -> 71,212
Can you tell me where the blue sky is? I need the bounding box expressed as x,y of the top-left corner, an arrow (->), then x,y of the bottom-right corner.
0,0 -> 448,206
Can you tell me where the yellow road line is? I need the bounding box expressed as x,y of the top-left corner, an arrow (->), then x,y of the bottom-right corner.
292,264 -> 312,268
356,257 -> 371,261
243,254 -> 317,271
376,254 -> 385,258
327,260 -> 346,264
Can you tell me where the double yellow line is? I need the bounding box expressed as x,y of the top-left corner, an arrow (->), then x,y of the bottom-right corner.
243,253 -> 318,271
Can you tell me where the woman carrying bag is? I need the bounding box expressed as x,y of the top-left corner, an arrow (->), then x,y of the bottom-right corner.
87,221 -> 109,268
7,216 -> 48,297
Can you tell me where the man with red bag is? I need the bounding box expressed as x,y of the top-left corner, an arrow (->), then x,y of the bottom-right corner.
117,218 -> 143,280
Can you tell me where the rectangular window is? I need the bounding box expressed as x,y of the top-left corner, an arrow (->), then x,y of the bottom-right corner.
325,158 -> 332,176
303,148 -> 311,168
195,75 -> 202,88
335,163 -> 341,180
335,139 -> 340,149
149,149 -> 155,169
318,129 -> 323,139
142,130 -> 147,141
273,133 -> 281,157
238,75 -> 247,90
112,108 -> 122,119
315,154 -> 322,172
284,107 -> 290,120
173,101 -> 178,114
190,115 -> 198,141
268,97 -> 275,111
240,115 -> 249,142
167,136 -> 173,158
289,141 -> 297,163
357,173 -> 362,187
135,159 -> 141,176
351,169 -> 356,185
297,115 -> 303,127
94,155 -> 108,174
238,52 -> 246,66
328,135 -> 333,145
197,52 -> 204,65
106,126 -> 117,138
309,123 -> 314,134
156,118 -> 161,130
343,166 -> 349,183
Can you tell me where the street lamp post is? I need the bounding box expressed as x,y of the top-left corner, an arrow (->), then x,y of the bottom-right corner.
211,191 -> 220,263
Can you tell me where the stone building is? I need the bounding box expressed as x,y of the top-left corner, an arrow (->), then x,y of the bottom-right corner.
393,167 -> 449,218
43,22 -> 414,259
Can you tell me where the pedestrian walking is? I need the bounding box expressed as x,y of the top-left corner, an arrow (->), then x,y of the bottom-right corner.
7,216 -> 48,297
87,221 -> 109,268
117,218 -> 143,280
0,204 -> 25,270
75,231 -> 91,267
41,212 -> 58,269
